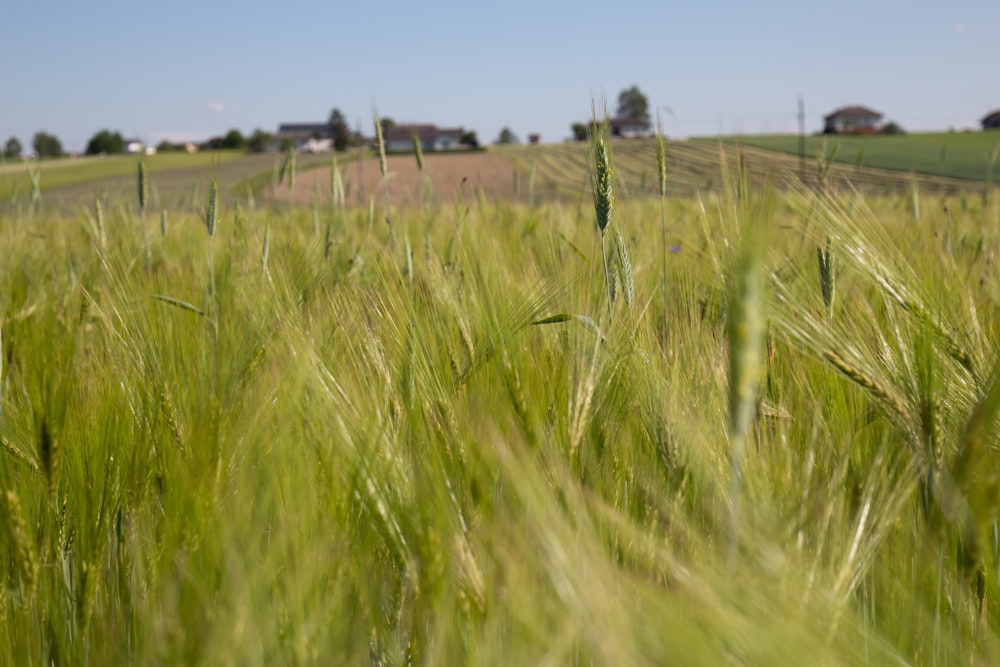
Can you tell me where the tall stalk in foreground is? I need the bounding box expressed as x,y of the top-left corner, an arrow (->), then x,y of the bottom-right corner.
374,107 -> 396,250
589,120 -> 614,320
984,143 -> 1000,208
411,131 -> 436,263
727,237 -> 764,572
372,106 -> 396,250
138,160 -> 150,269
326,154 -> 344,262
95,198 -> 106,255
205,181 -> 219,325
656,113 -> 668,327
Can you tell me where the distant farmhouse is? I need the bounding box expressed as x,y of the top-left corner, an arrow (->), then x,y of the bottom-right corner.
608,117 -> 652,139
277,123 -> 330,141
277,121 -> 468,153
823,106 -> 884,135
983,110 -> 1000,130
124,138 -> 156,155
277,123 -> 331,152
384,124 -> 462,152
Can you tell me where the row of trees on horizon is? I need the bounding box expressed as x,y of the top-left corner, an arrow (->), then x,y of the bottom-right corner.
0,86 -> 655,160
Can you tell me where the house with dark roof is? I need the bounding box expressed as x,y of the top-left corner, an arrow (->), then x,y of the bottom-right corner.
823,106 -> 884,135
277,123 -> 331,141
275,123 -> 336,152
983,110 -> 1000,130
384,124 -> 463,152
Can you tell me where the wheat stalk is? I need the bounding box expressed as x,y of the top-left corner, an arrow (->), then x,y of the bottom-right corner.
38,416 -> 58,497
205,180 -> 218,238
326,154 -> 345,262
656,113 -> 670,330
374,106 -> 396,249
589,118 -> 615,318
817,236 -> 835,316
95,198 -> 106,253
411,132 -> 425,173
261,220 -> 271,276
822,349 -> 908,421
3,490 -> 39,596
613,226 -> 634,308
205,181 -> 219,325
727,240 -> 765,570
138,160 -> 150,268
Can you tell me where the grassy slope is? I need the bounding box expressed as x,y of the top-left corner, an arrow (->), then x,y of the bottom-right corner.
2,156 -> 1000,663
8,141 -> 989,216
0,151 -> 244,199
717,132 -> 1000,182
0,152 -> 337,213
497,138 -> 986,203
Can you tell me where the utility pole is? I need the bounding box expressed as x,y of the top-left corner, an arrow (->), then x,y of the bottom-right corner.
798,95 -> 806,182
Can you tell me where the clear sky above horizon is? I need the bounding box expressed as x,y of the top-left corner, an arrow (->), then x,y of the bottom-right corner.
3,0 -> 998,153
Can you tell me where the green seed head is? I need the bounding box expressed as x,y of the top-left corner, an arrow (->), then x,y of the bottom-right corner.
727,247 -> 765,439
591,125 -> 614,235
412,133 -> 425,173
331,155 -> 345,207
374,109 -> 388,179
205,181 -> 219,237
95,199 -> 106,249
138,161 -> 148,211
656,132 -> 666,198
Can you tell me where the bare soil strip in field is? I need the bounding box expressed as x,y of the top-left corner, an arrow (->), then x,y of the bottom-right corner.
279,153 -> 566,207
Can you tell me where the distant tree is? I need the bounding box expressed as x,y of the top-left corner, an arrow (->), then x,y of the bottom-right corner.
571,123 -> 588,141
328,108 -> 350,151
200,136 -> 225,151
33,131 -> 64,158
460,130 -> 479,148
221,129 -> 247,150
156,140 -> 179,153
247,128 -> 274,153
881,121 -> 905,135
616,85 -> 650,120
85,129 -> 125,155
379,117 -> 395,135
3,137 -> 22,159
495,127 -> 518,145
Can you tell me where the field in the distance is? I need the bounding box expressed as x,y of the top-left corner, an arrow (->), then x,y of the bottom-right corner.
497,138 -> 989,201
721,131 -> 1000,183
8,135 -> 993,217
270,138 -> 991,212
282,152 -> 557,208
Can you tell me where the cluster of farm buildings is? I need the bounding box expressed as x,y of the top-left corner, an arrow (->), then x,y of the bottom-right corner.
274,116 -> 685,154
273,106 -> 1000,155
110,106 -> 1000,157
822,106 -> 1000,134
276,122 -> 466,154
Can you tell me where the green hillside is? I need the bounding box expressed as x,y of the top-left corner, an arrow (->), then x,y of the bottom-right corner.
715,132 -> 1000,182
498,137 -> 987,202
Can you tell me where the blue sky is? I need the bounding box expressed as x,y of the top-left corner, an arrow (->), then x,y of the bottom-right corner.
3,0 -> 997,153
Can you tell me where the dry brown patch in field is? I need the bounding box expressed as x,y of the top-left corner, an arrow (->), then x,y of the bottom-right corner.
276,152 -> 563,206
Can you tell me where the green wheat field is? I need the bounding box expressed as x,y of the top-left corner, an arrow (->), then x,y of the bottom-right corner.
2,130 -> 1000,664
